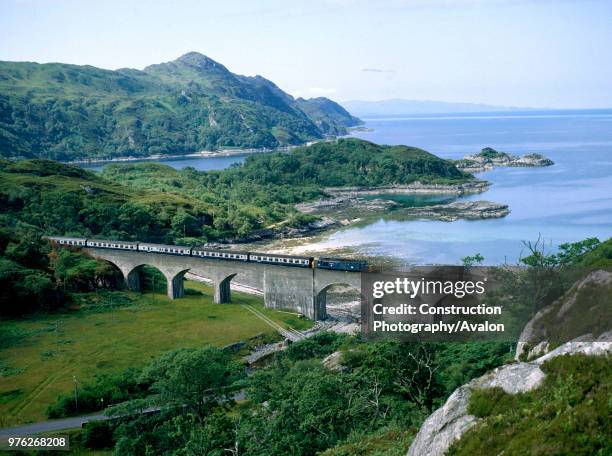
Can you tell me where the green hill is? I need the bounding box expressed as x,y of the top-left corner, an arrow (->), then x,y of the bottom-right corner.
0,138 -> 471,317
0,52 -> 361,160
0,138 -> 472,245
236,138 -> 471,186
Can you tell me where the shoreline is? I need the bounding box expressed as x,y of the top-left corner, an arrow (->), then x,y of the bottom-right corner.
63,130 -> 364,166
323,180 -> 491,196
63,140 -> 325,166
227,181 -> 503,248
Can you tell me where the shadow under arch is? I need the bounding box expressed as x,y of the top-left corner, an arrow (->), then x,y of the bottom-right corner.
66,256 -> 125,291
124,264 -> 190,299
127,264 -> 167,293
315,282 -> 365,321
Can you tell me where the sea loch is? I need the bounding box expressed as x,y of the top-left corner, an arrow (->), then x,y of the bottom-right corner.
304,110 -> 612,264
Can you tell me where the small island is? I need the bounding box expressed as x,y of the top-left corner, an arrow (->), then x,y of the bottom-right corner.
454,147 -> 554,172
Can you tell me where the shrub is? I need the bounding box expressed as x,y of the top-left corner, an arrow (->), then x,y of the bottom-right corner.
82,420 -> 115,449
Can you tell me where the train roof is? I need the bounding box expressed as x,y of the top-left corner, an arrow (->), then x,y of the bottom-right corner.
88,239 -> 138,245
318,257 -> 368,263
191,246 -> 250,255
47,236 -> 86,241
138,243 -> 192,250
249,251 -> 313,260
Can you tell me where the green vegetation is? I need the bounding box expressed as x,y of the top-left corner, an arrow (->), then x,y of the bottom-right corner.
0,52 -> 360,160
512,238 -> 612,349
448,354 -> 612,456
461,253 -> 484,267
98,138 -> 472,235
3,234 -> 607,454
0,138 -> 472,248
233,138 -> 471,187
481,237 -> 610,340
476,147 -> 509,159
318,426 -> 414,456
59,333 -> 511,456
0,158 -> 221,242
0,280 -> 310,426
574,238 -> 612,268
520,237 -> 605,269
0,213 -> 138,316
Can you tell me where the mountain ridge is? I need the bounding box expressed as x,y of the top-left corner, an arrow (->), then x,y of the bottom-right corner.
0,52 -> 361,160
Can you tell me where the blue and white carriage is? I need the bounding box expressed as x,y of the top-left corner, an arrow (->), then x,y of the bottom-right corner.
47,237 -> 366,271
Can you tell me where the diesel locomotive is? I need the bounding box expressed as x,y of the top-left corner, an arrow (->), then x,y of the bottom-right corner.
48,237 -> 367,272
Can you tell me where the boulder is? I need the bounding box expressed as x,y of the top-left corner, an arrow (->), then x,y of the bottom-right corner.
515,269 -> 612,361
406,385 -> 477,456
322,350 -> 351,372
406,338 -> 612,456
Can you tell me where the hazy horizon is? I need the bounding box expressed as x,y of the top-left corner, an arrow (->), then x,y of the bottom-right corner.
2,0 -> 611,109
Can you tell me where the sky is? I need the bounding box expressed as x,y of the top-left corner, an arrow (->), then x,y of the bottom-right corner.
1,0 -> 611,109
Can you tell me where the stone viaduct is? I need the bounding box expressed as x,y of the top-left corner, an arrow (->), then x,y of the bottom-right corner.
84,247 -> 362,320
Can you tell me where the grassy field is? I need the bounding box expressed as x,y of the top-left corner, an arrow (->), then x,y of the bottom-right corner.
0,281 -> 312,426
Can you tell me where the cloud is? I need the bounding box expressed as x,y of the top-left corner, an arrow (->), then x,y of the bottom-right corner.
362,68 -> 396,73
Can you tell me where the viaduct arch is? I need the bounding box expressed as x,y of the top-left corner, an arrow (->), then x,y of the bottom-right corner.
82,247 -> 362,321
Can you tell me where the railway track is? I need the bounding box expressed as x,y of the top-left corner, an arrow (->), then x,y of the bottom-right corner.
241,304 -> 304,342
178,272 -> 304,341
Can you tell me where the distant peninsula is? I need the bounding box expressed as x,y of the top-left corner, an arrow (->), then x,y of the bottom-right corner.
0,52 -> 361,160
453,147 -> 554,173
340,99 -> 530,117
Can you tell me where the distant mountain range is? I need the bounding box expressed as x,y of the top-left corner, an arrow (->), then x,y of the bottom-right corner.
340,99 -> 531,117
0,52 -> 361,160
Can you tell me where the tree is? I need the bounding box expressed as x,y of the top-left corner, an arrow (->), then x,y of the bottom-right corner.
143,347 -> 244,421
171,210 -> 202,238
462,253 -> 484,267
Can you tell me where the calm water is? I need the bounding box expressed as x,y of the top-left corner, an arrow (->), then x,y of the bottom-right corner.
81,154 -> 247,172
83,110 -> 612,264
324,110 -> 612,264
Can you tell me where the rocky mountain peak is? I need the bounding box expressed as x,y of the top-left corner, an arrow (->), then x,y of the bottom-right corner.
173,51 -> 229,73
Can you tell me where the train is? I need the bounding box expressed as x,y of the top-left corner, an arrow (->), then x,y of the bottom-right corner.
48,237 -> 369,272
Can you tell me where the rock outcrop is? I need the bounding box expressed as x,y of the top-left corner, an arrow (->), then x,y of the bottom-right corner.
515,269 -> 612,361
323,181 -> 491,197
297,197 -> 508,222
454,147 -> 554,172
399,200 -> 509,221
296,196 -> 399,214
406,335 -> 612,456
322,351 -> 347,372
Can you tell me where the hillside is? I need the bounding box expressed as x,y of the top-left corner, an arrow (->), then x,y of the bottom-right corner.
0,52 -> 360,160
0,158 -> 214,241
407,238 -> 612,456
232,138 -> 473,187
0,138 -> 472,245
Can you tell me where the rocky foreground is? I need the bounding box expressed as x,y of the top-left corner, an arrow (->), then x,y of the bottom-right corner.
406,334 -> 612,456
297,194 -> 509,222
407,268 -> 611,456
